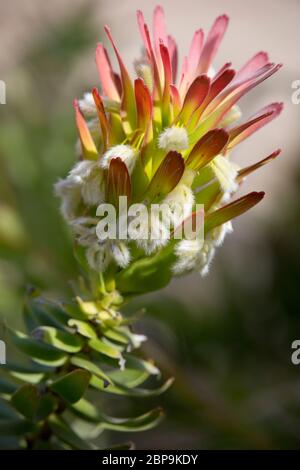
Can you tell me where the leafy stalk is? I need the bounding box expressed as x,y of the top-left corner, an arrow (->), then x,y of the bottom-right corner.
0,278 -> 171,450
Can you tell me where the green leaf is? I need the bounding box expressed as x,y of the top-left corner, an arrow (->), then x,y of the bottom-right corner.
5,361 -> 52,384
0,397 -> 20,419
10,371 -> 45,384
71,398 -> 163,432
70,356 -> 112,386
48,414 -> 93,450
35,394 -> 57,421
0,436 -> 24,450
0,375 -> 18,394
49,369 -> 91,404
4,361 -> 55,374
124,355 -> 160,376
9,329 -> 67,367
33,326 -> 84,353
23,298 -> 69,332
88,337 -> 122,359
70,398 -> 102,422
63,301 -> 89,320
108,367 -> 148,389
103,328 -> 129,344
108,355 -> 160,388
11,384 -> 40,420
104,442 -> 135,450
116,242 -> 176,295
68,319 -> 97,339
0,419 -> 37,436
91,375 -> 174,397
100,407 -> 164,432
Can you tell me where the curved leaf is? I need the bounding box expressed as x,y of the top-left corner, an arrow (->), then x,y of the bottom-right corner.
49,369 -> 91,404
70,356 -> 112,387
9,329 -> 67,367
0,419 -> 37,436
68,319 -> 97,339
88,337 -> 122,360
11,384 -> 39,420
91,375 -> 174,397
48,415 -> 93,450
33,326 -> 84,353
71,398 -> 163,431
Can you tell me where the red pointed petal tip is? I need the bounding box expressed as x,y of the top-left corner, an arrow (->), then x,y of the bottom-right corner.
95,43 -> 120,101
270,63 -> 283,76
228,101 -> 284,149
92,87 -> 109,148
218,13 -> 230,22
272,148 -> 282,158
256,190 -> 265,199
257,51 -> 269,61
179,75 -> 211,125
153,5 -> 167,46
274,101 -> 284,111
73,100 -> 98,159
214,14 -> 230,31
147,151 -> 185,200
197,15 -> 229,74
154,5 -> 164,14
187,128 -> 229,170
204,191 -> 265,234
104,25 -> 137,128
211,13 -> 230,34
236,51 -> 270,81
237,149 -> 282,180
107,157 -> 131,205
134,78 -> 152,133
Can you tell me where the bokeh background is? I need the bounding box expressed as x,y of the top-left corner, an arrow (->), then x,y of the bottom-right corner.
1,0 -> 300,449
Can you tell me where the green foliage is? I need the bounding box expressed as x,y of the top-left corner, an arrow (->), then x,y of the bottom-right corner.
0,291 -> 169,449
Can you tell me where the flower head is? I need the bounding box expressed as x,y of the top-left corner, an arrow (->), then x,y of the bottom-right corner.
56,5 -> 283,294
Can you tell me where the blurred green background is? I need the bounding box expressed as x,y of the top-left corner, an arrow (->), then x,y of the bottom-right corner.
1,0 -> 300,450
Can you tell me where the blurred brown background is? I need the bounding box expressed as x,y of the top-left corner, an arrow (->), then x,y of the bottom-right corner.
1,0 -> 300,449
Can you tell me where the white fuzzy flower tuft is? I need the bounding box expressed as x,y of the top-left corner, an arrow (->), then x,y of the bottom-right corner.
86,241 -> 112,272
81,167 -> 105,206
78,93 -> 97,117
210,221 -> 233,247
130,210 -> 169,255
158,126 -> 189,152
163,169 -> 195,227
172,239 -> 203,274
69,217 -> 98,247
173,220 -> 234,276
210,155 -> 239,193
55,161 -> 105,220
54,178 -> 81,221
111,241 -> 131,268
69,216 -> 131,271
100,145 -> 137,173
172,239 -> 216,276
134,59 -> 153,91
